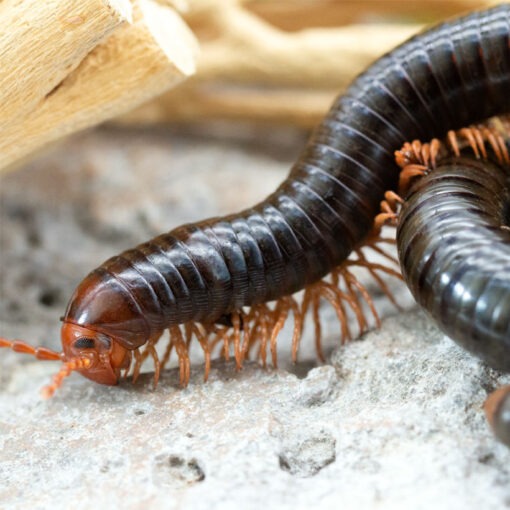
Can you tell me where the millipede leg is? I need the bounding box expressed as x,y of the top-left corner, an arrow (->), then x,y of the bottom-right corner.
132,349 -> 144,384
289,297 -> 302,363
147,344 -> 160,388
169,326 -> 190,387
191,324 -> 211,382
232,312 -> 242,370
269,299 -> 290,368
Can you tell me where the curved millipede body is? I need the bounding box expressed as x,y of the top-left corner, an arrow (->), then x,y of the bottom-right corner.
397,155 -> 510,371
396,151 -> 510,445
2,5 -> 510,394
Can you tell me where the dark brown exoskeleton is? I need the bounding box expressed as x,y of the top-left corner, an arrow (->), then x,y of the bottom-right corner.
2,6 -> 510,400
377,124 -> 510,447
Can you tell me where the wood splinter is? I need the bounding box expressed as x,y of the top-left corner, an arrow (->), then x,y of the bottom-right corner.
0,0 -> 199,172
0,0 -> 133,130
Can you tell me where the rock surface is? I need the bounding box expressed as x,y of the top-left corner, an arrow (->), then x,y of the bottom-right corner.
1,125 -> 509,510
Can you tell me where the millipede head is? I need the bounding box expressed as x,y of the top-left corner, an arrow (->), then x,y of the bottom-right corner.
60,322 -> 130,386
1,322 -> 131,397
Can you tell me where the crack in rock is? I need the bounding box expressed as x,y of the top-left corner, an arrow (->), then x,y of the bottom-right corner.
153,454 -> 205,488
278,431 -> 336,477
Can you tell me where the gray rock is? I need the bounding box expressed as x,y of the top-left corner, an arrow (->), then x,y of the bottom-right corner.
1,126 -> 509,510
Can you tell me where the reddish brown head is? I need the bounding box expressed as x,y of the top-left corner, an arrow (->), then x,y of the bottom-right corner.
54,266 -> 154,392
0,266 -> 154,396
0,322 -> 130,398
60,322 -> 130,386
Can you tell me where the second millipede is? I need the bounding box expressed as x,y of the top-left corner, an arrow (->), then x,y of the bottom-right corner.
395,146 -> 510,447
2,5 -> 510,396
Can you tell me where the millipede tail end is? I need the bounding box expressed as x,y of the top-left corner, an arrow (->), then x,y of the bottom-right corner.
484,385 -> 510,448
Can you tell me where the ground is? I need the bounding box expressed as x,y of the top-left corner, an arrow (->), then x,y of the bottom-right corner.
1,124 -> 509,510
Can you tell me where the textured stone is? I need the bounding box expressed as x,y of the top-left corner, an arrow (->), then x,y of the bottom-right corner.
1,126 -> 509,510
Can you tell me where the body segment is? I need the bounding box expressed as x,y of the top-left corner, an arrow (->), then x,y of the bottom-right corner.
3,6 -> 510,402
65,6 -> 510,356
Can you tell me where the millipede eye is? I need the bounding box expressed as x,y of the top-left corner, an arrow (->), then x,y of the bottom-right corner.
74,337 -> 95,349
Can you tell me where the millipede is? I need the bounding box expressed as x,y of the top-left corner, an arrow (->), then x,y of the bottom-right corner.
377,121 -> 510,447
1,2 -> 510,426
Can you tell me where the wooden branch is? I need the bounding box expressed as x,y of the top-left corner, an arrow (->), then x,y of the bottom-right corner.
196,12 -> 420,87
117,20 -> 419,127
159,0 -> 499,24
120,0 -> 499,127
243,0 -> 500,30
0,0 -> 132,131
119,86 -> 336,127
0,0 -> 198,172
2,0 -> 495,164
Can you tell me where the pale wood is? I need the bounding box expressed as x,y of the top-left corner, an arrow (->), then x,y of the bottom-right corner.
122,0 -> 499,127
1,0 -> 495,166
160,0 -> 499,24
244,0 -> 500,31
0,0 -> 132,131
196,13 -> 419,87
0,0 -> 198,172
120,86 -> 336,127
118,19 -> 420,127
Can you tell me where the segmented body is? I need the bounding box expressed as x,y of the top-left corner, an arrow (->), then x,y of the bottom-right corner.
397,155 -> 510,371
395,147 -> 510,446
64,5 -> 510,353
